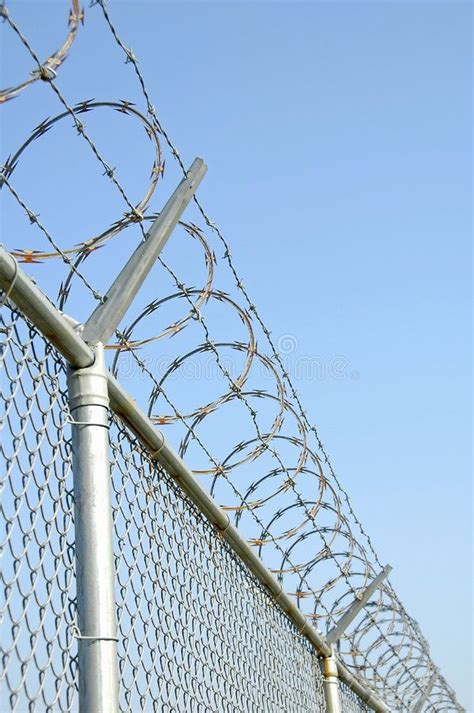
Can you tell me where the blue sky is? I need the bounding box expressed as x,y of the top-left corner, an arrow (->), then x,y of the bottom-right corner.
1,0 -> 472,708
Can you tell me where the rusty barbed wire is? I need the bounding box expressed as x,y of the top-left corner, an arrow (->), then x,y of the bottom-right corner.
0,2 -> 465,710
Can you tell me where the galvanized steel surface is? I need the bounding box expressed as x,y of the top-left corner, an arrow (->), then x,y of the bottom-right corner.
67,345 -> 119,711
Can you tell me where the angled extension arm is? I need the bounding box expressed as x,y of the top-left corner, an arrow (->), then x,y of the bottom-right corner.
82,157 -> 207,346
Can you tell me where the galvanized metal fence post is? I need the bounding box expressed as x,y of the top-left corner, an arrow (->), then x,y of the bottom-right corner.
321,650 -> 342,713
67,343 -> 119,713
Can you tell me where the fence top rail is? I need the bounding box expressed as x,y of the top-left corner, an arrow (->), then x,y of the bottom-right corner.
0,244 -> 389,713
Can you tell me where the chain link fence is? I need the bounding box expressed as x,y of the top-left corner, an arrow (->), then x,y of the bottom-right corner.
1,304 -> 336,711
1,305 -> 77,711
339,680 -> 371,713
111,419 -> 326,712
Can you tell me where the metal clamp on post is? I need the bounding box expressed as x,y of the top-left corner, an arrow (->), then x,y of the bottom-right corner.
321,566 -> 392,713
321,648 -> 342,713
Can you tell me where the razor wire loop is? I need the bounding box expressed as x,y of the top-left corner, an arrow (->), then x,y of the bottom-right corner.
103,222 -> 215,347
2,100 -> 163,256
0,1 -> 84,103
0,2 -> 465,710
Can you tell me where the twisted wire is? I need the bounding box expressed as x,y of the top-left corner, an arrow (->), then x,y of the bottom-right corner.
0,0 -> 83,103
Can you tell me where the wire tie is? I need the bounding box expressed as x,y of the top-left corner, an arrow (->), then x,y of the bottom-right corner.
35,66 -> 57,81
210,512 -> 230,543
71,624 -> 118,642
273,587 -> 285,604
149,434 -> 166,459
65,414 -> 108,428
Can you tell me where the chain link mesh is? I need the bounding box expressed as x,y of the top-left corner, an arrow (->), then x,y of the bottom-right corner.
0,305 -> 77,711
339,680 -> 371,713
110,420 -> 326,712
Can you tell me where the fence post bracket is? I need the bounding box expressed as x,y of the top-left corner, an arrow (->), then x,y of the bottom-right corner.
321,648 -> 342,713
82,157 -> 207,346
326,565 -> 392,645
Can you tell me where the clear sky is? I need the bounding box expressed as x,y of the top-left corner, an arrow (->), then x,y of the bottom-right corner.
1,0 -> 472,709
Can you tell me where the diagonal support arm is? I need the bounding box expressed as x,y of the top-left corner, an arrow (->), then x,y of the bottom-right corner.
412,671 -> 437,713
326,565 -> 392,645
82,157 -> 207,346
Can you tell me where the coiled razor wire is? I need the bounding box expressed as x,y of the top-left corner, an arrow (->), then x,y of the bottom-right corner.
0,2 -> 465,711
